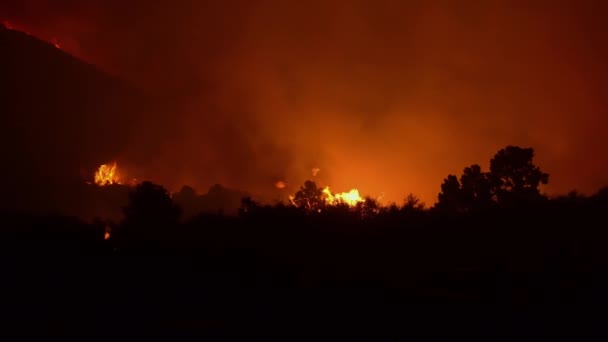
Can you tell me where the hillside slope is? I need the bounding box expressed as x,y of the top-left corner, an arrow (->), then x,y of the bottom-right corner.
0,23 -> 164,214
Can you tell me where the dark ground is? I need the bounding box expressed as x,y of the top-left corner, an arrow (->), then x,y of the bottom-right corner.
1,196 -> 607,340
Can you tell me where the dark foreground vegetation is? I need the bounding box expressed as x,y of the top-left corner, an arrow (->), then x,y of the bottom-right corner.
1,146 -> 608,340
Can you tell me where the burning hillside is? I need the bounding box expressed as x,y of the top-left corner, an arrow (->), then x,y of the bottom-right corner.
94,162 -> 120,186
288,184 -> 364,209
322,187 -> 364,207
285,168 -> 365,209
92,162 -> 138,187
1,19 -> 165,216
89,161 -> 364,211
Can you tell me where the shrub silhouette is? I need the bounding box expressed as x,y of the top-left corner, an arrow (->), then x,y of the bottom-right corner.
117,181 -> 180,246
172,185 -> 198,219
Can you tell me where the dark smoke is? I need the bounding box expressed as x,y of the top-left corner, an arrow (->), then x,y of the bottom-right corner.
2,0 -> 608,203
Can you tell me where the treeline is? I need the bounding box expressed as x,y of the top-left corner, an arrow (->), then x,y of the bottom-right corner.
173,145 -> 606,220
1,145 -> 608,339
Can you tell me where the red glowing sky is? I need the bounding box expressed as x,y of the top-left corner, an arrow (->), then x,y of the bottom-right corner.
2,0 -> 608,204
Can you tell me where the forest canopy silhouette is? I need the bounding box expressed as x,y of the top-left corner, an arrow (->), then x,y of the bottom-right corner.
1,143 -> 607,338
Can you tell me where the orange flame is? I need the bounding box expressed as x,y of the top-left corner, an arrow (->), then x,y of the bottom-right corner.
275,180 -> 287,189
104,224 -> 111,240
94,162 -> 121,186
322,186 -> 364,207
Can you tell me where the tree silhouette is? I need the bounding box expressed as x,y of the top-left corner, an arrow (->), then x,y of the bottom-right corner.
592,187 -> 608,208
239,196 -> 260,215
201,184 -> 249,215
489,146 -> 549,205
292,180 -> 325,212
356,196 -> 381,218
460,164 -> 493,210
437,147 -> 550,212
173,185 -> 198,219
403,194 -> 425,212
436,175 -> 464,213
118,181 -> 181,245
174,185 -> 197,201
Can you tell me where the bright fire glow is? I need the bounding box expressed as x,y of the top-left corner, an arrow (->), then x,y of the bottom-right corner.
275,180 -> 287,189
322,186 -> 364,207
94,162 -> 121,186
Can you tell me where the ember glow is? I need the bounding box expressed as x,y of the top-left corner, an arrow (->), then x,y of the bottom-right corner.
2,20 -> 63,51
2,20 -> 30,35
94,162 -> 120,186
50,37 -> 60,49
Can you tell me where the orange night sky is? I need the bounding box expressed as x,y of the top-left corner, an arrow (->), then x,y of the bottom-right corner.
2,0 -> 607,204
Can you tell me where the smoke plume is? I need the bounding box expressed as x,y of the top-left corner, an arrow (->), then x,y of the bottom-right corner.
2,0 -> 608,203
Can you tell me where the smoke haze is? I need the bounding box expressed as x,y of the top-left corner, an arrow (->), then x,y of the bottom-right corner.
2,0 -> 608,203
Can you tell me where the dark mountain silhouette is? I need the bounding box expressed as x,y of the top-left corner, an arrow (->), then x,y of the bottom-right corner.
0,23 -> 168,215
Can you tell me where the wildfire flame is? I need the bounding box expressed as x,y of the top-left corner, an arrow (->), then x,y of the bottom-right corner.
94,162 -> 121,186
322,186 -> 364,207
287,185 -> 364,209
286,169 -> 365,208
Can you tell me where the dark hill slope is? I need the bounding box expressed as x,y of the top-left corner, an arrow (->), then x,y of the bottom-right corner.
0,24 -> 165,214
